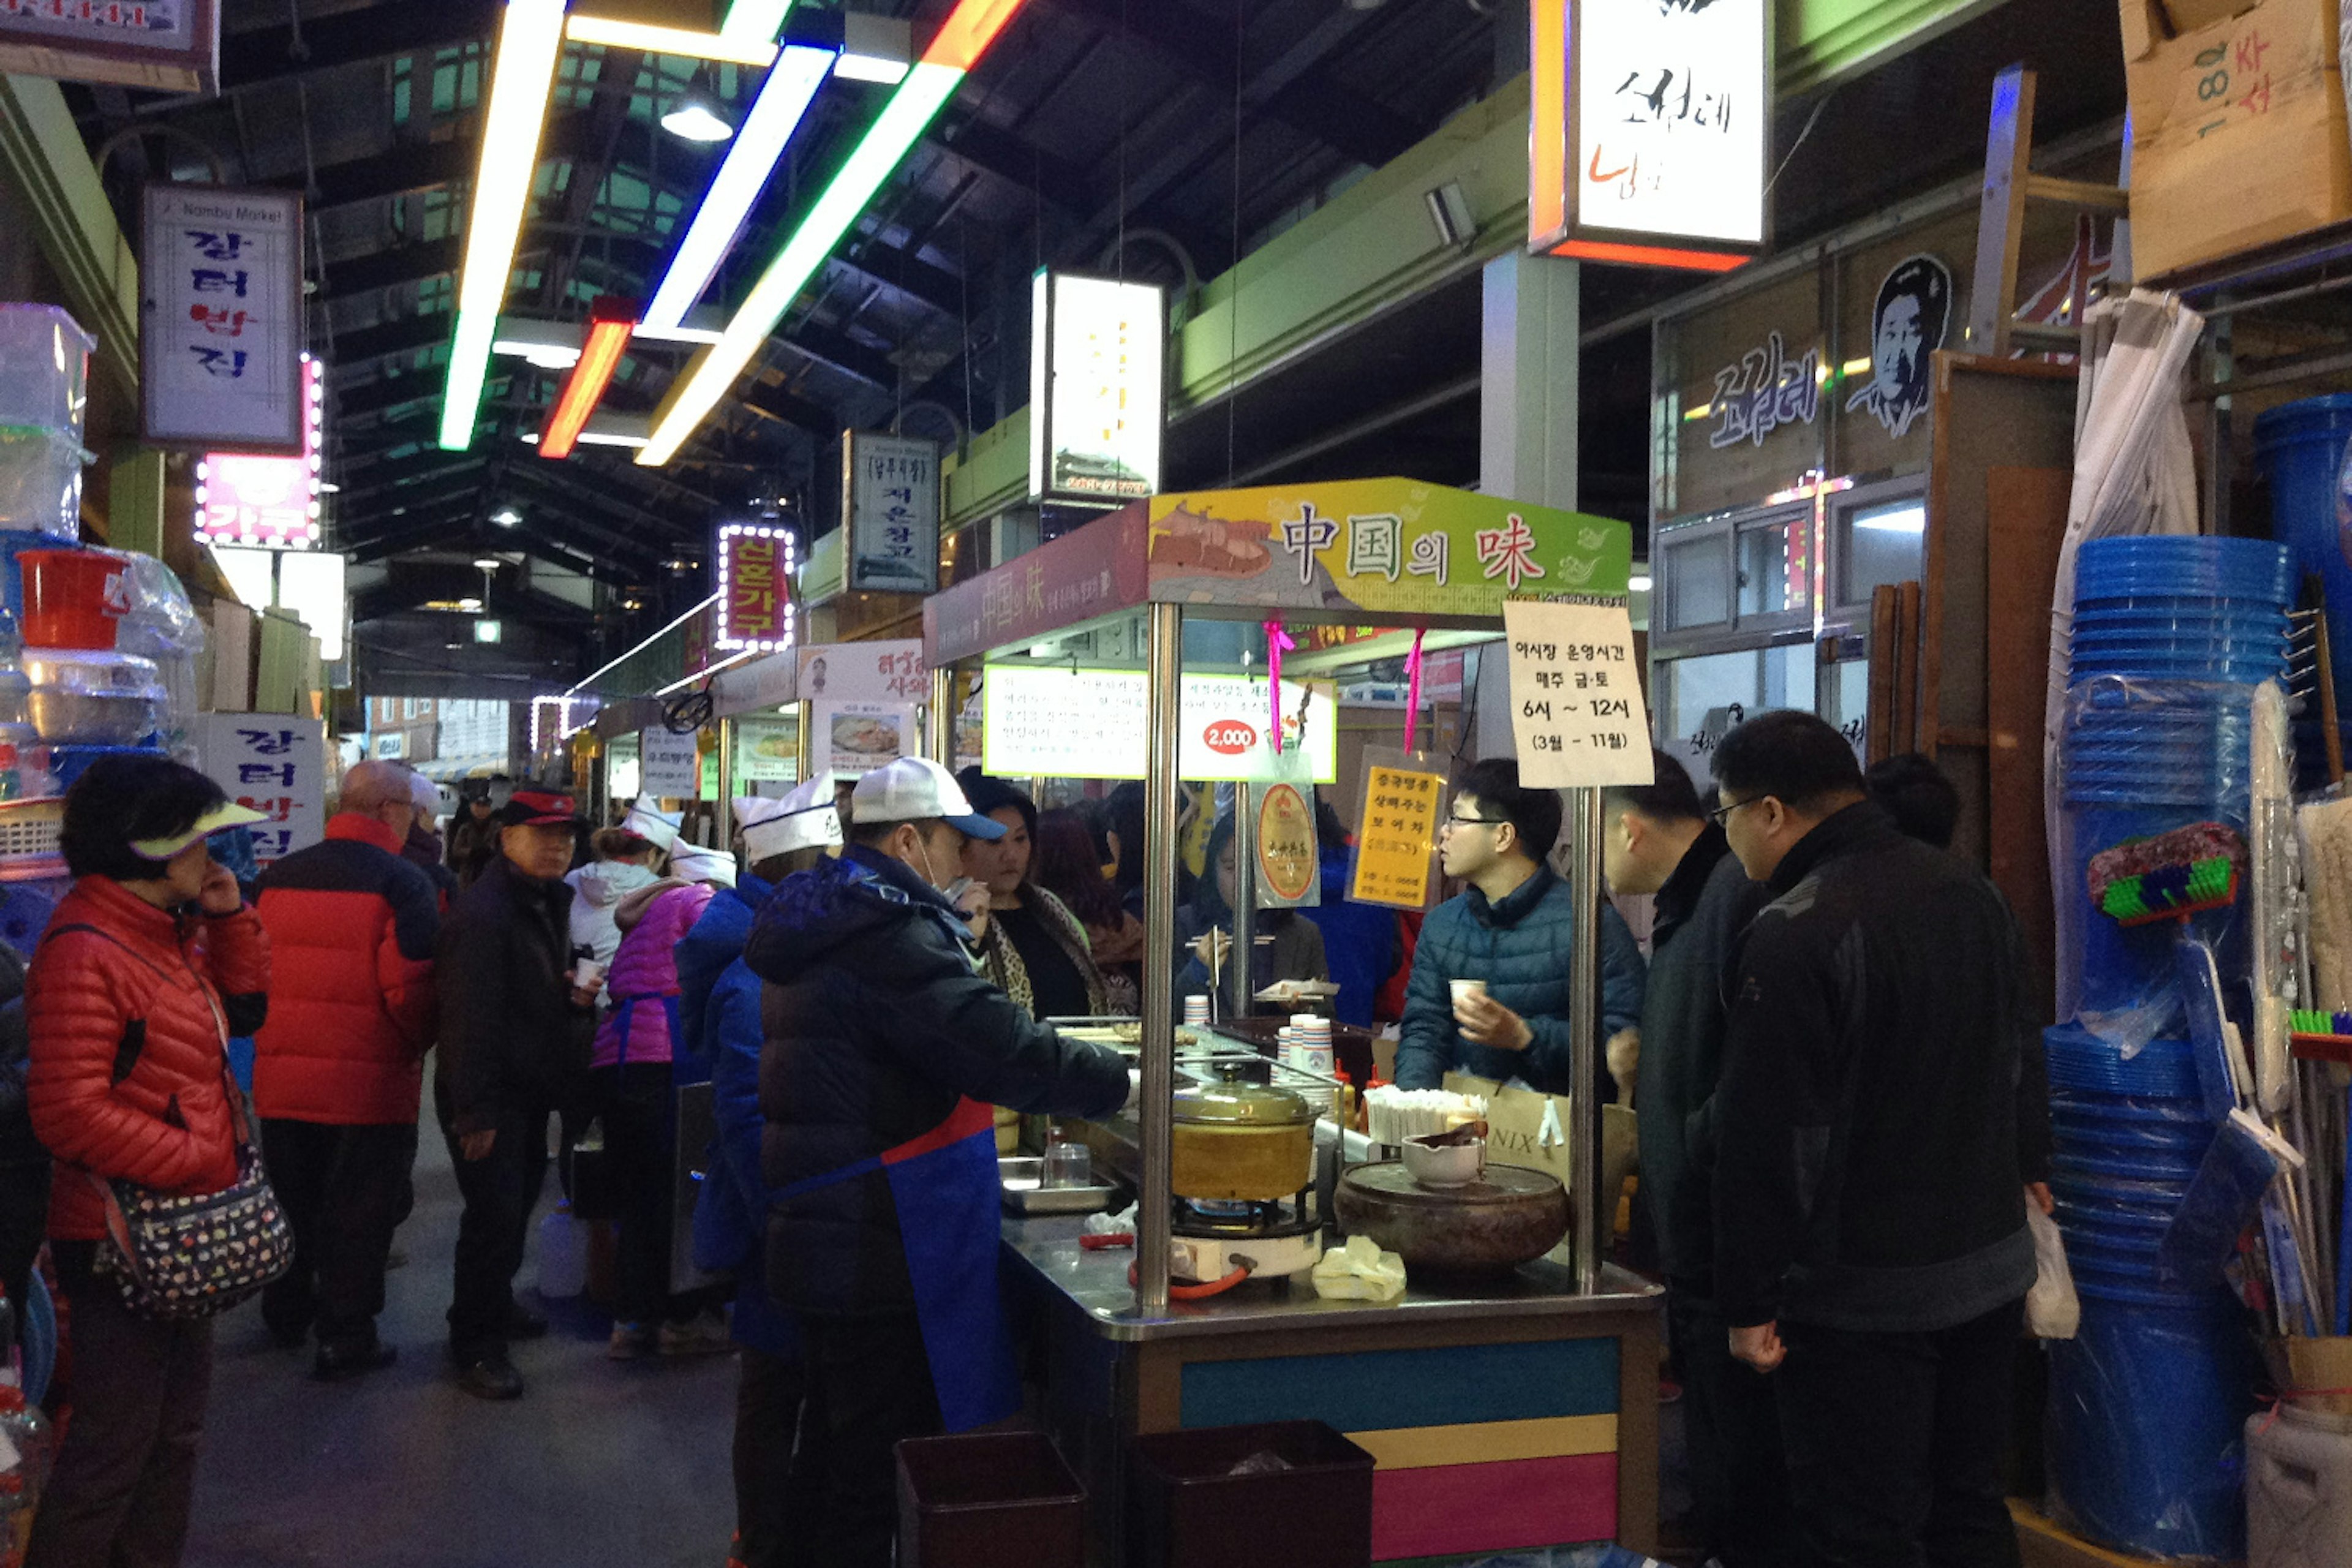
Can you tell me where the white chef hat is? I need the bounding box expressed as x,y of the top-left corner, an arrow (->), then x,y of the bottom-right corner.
622,802 -> 682,851
668,842 -> 737,888
741,775 -> 842,864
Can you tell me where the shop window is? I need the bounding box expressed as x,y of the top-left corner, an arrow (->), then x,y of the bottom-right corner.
1660,531 -> 1731,632
1737,518 -> 1801,619
1838,495 -> 1927,606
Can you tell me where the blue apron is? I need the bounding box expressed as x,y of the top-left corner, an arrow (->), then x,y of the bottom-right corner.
608,993 -> 682,1070
780,1096 -> 1019,1432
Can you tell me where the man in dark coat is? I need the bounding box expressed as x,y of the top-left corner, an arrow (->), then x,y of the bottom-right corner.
746,758 -> 1129,1567
1710,711 -> 2051,1568
1604,752 -> 1786,1567
434,787 -> 594,1400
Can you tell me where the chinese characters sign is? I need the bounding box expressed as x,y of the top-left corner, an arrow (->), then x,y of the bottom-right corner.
845,432 -> 940,594
1349,758 -> 1444,911
1530,0 -> 1768,269
0,0 -> 219,93
715,522 -> 796,653
197,353 -> 323,548
979,665 -> 1336,785
141,186 -> 303,451
196,714 -> 324,867
1501,599 -> 1654,789
1029,270 -> 1165,505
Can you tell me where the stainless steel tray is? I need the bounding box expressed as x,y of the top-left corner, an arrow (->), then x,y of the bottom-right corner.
999,1156 -> 1122,1215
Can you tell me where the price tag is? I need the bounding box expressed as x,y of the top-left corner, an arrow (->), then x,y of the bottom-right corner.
1502,599 -> 1654,788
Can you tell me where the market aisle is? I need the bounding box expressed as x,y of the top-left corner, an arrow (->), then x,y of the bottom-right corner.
181,1078 -> 739,1568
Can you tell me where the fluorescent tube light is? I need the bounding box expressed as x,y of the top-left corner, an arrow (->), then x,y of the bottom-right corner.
631,321 -> 726,345
836,14 -> 911,83
643,43 -> 835,332
539,300 -> 637,459
440,0 -> 568,452
564,14 -> 778,67
720,0 -> 795,44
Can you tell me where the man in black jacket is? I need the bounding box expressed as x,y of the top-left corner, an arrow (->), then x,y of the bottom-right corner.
747,758 -> 1129,1567
1604,752 -> 1787,1568
434,787 -> 594,1400
1710,712 -> 2051,1568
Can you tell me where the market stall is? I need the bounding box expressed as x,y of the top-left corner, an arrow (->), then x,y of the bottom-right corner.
924,477 -> 1664,1562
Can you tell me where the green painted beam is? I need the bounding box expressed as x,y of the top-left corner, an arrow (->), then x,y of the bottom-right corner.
0,74 -> 140,395
1777,0 -> 2015,99
942,406 -> 1030,532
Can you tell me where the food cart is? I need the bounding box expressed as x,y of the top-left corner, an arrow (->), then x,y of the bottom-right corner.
923,478 -> 1664,1561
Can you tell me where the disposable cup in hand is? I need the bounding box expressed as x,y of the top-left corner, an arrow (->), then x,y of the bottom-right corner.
1449,979 -> 1487,1006
572,960 -> 605,992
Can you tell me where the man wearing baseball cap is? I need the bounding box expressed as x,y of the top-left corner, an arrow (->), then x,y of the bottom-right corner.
745,758 -> 1131,1566
433,787 -> 595,1399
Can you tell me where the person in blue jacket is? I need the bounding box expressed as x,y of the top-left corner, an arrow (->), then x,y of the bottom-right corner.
1395,757 -> 1645,1098
689,778 -> 842,1568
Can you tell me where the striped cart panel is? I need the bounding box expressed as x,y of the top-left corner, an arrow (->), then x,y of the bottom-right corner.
1371,1453 -> 1619,1561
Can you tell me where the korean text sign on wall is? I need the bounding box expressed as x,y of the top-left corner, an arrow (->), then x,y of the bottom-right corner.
1529,0 -> 1769,271
1029,271 -> 1166,507
197,714 -> 325,867
0,0 -> 221,92
845,432 -> 940,594
715,522 -> 796,653
142,186 -> 304,451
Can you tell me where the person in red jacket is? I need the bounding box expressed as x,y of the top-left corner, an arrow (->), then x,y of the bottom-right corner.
24,754 -> 269,1568
252,759 -> 440,1381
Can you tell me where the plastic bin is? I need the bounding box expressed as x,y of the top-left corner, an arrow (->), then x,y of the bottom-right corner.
0,428 -> 83,537
2247,1404 -> 2352,1568
1127,1421 -> 1374,1568
0,304 -> 92,433
895,1431 -> 1086,1568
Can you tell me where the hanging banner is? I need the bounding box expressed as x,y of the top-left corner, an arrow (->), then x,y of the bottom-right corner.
1029,271 -> 1166,506
812,700 -> 914,778
979,664 -> 1336,785
843,432 -> 940,594
196,714 -> 326,868
1349,750 -> 1447,911
0,0 -> 221,92
714,522 -> 796,652
141,184 -> 304,451
638,726 -> 701,798
1254,782 -> 1321,910
1501,598 -> 1654,788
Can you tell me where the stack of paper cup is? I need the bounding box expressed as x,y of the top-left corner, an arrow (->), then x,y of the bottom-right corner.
1183,995 -> 1210,1026
1290,1012 -> 1333,1076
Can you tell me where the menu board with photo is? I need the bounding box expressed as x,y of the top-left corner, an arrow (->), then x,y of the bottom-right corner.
735,716 -> 799,783
813,701 -> 913,778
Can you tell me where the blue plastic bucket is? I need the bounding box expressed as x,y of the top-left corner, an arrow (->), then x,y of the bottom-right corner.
2254,394 -> 2352,695
2045,1029 -> 2206,1098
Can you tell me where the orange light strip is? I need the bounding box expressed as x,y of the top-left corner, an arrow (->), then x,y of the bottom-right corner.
539,299 -> 637,460
1550,238 -> 1752,274
1528,0 -> 1567,247
922,0 -> 1025,69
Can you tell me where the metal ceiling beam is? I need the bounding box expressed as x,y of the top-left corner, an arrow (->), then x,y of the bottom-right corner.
320,236 -> 463,303
221,1 -> 502,96
930,110 -> 1093,214
779,321 -> 898,393
330,314 -> 452,369
334,371 -> 449,422
740,379 -> 839,439
338,451 -> 485,499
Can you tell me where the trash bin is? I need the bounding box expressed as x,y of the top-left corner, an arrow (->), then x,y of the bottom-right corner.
1128,1420 -> 1375,1568
895,1430 -> 1087,1568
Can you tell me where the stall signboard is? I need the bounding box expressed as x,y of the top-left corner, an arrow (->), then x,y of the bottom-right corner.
799,639 -> 926,703
1254,783 -> 1320,909
980,663 -> 1336,785
1351,755 -> 1446,911
735,716 -> 798,783
639,726 -> 701,798
1502,598 -> 1654,789
1029,270 -> 1165,506
197,714 -> 325,868
714,522 -> 796,653
0,0 -> 220,92
141,185 -> 304,451
196,353 -> 322,549
813,701 -> 914,777
844,432 -> 940,594
1529,0 -> 1768,271
928,509 -> 1151,665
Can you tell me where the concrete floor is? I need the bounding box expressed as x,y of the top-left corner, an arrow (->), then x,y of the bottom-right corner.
183,1102 -> 741,1568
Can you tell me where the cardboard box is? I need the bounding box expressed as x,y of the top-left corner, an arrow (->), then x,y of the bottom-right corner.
2163,0 -> 2259,29
2122,0 -> 2352,278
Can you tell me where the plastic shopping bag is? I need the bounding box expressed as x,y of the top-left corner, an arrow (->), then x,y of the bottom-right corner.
2026,1202 -> 2080,1340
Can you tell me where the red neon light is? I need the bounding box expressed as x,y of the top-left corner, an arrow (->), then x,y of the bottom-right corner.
921,0 -> 1030,70
1550,239 -> 1751,274
538,296 -> 636,460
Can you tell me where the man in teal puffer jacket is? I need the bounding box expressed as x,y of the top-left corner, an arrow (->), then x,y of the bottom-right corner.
1395,757 -> 1645,1097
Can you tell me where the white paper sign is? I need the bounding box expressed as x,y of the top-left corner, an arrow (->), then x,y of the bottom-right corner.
1502,600 -> 1654,788
197,714 -> 326,867
734,717 -> 799,783
813,701 -> 914,778
638,726 -> 702,799
845,433 -> 940,594
980,665 -> 1336,785
142,186 -> 304,450
798,639 -> 927,703
1574,0 -> 1768,247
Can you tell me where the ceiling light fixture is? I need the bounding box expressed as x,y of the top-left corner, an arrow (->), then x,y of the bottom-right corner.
835,14 -> 911,83
639,0 -> 1034,467
538,296 -> 638,459
492,507 -> 522,527
563,13 -> 779,67
630,320 -> 727,345
643,43 -> 836,331
492,339 -> 583,371
662,96 -> 735,143
472,557 -> 503,572
439,0 -> 568,453
721,0 -> 794,44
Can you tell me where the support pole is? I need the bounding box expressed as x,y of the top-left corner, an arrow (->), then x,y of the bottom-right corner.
1566,785 -> 1604,1294
793,701 -> 812,787
1231,782 -> 1256,1019
716,720 -> 737,846
926,667 -> 952,762
1137,603 -> 1183,1313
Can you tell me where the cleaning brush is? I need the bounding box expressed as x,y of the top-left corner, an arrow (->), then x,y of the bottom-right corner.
2087,821 -> 2247,925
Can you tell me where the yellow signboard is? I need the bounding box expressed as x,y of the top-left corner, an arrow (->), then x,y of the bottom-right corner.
1351,761 -> 1446,910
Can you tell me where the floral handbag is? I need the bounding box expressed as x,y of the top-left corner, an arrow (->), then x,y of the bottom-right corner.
91,1090 -> 292,1319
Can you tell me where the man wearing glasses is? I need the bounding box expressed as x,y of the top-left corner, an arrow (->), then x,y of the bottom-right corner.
1707,710 -> 2046,1568
1393,758 -> 1644,1096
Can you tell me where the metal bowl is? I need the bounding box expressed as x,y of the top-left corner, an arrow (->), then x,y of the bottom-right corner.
28,688 -> 156,745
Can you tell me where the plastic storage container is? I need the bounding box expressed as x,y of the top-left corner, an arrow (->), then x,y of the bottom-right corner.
895,1431 -> 1087,1568
2255,395 -> 2352,699
0,429 -> 83,539
2247,1404 -> 2352,1568
0,304 -> 92,433
21,649 -> 162,745
534,1202 -> 586,1300
15,550 -> 123,650
1126,1421 -> 1374,1568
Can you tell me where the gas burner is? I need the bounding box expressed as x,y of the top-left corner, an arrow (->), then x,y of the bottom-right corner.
1172,1190 -> 1319,1240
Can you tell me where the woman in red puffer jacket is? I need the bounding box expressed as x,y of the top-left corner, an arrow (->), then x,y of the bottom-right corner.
23,755 -> 271,1568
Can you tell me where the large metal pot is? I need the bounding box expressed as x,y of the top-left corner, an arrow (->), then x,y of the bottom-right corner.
1169,1081 -> 1315,1202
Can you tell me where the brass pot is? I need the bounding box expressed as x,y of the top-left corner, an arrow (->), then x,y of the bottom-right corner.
1169,1081 -> 1316,1202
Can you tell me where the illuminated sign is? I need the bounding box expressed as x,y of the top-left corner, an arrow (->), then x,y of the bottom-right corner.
714,522 -> 798,652
1529,0 -> 1768,272
1028,270 -> 1165,506
195,354 -> 323,549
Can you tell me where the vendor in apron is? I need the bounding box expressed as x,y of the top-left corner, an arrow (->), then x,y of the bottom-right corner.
744,758 -> 1133,1568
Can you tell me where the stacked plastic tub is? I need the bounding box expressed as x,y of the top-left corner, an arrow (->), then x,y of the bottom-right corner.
0,304 -> 91,541
2046,535 -> 2291,1560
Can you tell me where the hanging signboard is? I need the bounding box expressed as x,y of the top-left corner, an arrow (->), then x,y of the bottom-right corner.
0,0 -> 220,92
734,715 -> 799,783
1501,598 -> 1654,788
1349,751 -> 1447,911
1028,270 -> 1165,507
197,352 -> 323,549
714,521 -> 796,652
141,184 -> 304,451
843,432 -> 940,594
798,639 -> 927,703
979,665 -> 1336,785
196,713 -> 326,868
812,700 -> 914,778
1254,783 -> 1320,910
1528,0 -> 1769,272
639,725 -> 701,798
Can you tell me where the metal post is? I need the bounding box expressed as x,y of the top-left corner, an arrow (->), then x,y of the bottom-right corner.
1566,785 -> 1604,1294
926,667 -> 952,762
793,702 -> 812,788
1230,782 -> 1256,1019
716,720 -> 737,847
1137,603 -> 1183,1314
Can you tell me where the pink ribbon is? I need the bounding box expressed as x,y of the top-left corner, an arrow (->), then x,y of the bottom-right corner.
1264,619 -> 1296,754
1403,628 -> 1427,755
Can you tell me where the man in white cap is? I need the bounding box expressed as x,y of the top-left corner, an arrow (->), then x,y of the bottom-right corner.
744,758 -> 1131,1567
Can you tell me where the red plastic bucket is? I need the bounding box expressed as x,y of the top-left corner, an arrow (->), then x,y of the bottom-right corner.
17,549 -> 124,650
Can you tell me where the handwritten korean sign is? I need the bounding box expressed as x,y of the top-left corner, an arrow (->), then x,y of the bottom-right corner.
0,0 -> 220,94
196,714 -> 324,867
639,726 -> 702,799
1349,758 -> 1445,911
796,639 -> 926,703
845,432 -> 940,594
141,185 -> 302,451
1502,598 -> 1654,789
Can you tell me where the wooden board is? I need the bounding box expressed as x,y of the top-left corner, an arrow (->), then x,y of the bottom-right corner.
1984,464 -> 2072,1025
